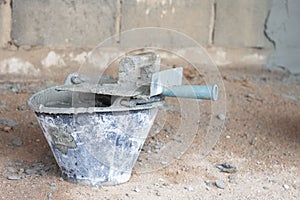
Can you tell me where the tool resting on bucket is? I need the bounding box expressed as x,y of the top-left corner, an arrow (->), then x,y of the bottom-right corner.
150,68 -> 218,101
57,52 -> 218,102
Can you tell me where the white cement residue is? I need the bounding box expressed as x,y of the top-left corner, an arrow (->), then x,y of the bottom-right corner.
0,58 -> 39,75
41,51 -> 66,68
215,50 -> 232,66
242,54 -> 266,62
69,52 -> 88,64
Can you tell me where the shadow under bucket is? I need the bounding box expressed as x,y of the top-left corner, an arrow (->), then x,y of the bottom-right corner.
28,87 -> 161,186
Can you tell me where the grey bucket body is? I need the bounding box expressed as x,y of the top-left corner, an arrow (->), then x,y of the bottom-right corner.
29,87 -> 160,186
28,52 -> 218,186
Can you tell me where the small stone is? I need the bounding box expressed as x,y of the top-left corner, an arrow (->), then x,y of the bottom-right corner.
47,192 -> 53,200
3,126 -> 12,132
250,137 -> 257,145
30,121 -> 38,126
6,166 -> 17,173
15,162 -> 23,167
217,114 -> 226,121
50,182 -> 57,190
0,100 -> 7,107
10,84 -> 21,93
184,185 -> 193,191
134,187 -> 140,193
0,118 -> 19,127
245,133 -> 250,139
216,163 -> 237,173
263,186 -> 268,190
225,135 -> 231,139
59,177 -> 64,182
25,168 -> 37,175
215,180 -> 226,189
143,146 -> 152,153
156,191 -> 161,196
251,149 -> 257,157
160,161 -> 167,165
158,178 -> 164,182
7,161 -> 14,167
204,180 -> 213,187
40,170 -> 47,176
228,175 -> 235,183
7,174 -> 23,180
17,104 -> 27,111
12,137 -> 22,147
283,184 -> 289,190
18,168 -> 24,175
246,93 -> 255,99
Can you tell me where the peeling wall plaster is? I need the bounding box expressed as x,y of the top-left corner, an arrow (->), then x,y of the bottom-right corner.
265,0 -> 300,74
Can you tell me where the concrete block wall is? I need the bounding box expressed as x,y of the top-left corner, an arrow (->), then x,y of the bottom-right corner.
0,2 -> 2,42
12,0 -> 118,46
214,0 -> 271,48
1,0 -> 298,75
0,0 -> 272,48
121,0 -> 212,45
265,0 -> 300,74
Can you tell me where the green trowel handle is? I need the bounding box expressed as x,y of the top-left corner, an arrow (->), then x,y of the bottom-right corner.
162,85 -> 218,101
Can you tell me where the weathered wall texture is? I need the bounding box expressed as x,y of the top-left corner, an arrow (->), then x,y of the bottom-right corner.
265,0 -> 300,74
121,0 -> 212,45
3,0 -> 272,48
0,2 -> 2,42
12,0 -> 117,46
0,0 -> 299,74
0,0 -> 11,47
214,0 -> 271,48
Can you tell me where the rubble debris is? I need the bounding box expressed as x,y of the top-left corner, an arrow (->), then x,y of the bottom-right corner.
250,137 -> 258,145
217,114 -> 226,121
215,180 -> 226,189
12,137 -> 22,147
0,118 -> 19,127
184,185 -> 193,191
7,174 -> 23,180
216,163 -> 237,173
283,184 -> 289,190
246,93 -> 255,99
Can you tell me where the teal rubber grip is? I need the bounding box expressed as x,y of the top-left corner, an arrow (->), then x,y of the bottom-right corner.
162,85 -> 218,101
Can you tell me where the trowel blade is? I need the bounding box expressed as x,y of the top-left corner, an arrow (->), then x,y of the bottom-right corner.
150,68 -> 183,97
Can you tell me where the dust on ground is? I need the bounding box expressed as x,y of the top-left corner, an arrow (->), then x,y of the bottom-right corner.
0,65 -> 299,199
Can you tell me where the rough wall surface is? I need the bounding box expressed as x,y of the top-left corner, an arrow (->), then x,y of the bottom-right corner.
121,0 -> 212,46
9,0 -> 273,49
12,0 -> 117,46
0,0 -> 299,74
214,0 -> 271,48
0,2 -> 2,41
265,0 -> 300,74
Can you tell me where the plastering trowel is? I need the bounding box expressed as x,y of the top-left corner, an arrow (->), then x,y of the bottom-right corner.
150,68 -> 218,101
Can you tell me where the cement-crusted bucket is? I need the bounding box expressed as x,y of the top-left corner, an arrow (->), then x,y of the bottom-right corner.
28,87 -> 162,186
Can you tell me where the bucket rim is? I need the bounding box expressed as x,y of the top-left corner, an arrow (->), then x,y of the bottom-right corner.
28,86 -> 163,115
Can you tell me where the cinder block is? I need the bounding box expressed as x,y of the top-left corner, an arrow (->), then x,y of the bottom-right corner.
214,0 -> 271,48
266,0 -> 300,74
0,3 -> 2,43
12,0 -> 117,46
121,0 -> 212,46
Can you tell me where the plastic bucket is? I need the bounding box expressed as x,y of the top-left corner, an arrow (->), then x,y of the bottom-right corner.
28,86 -> 160,186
